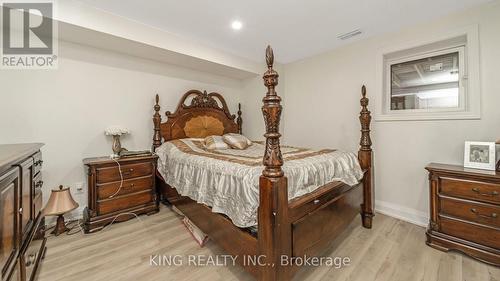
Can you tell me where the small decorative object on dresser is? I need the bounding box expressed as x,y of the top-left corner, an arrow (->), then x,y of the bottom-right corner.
426,163 -> 500,266
43,185 -> 79,236
82,154 -> 159,233
464,141 -> 496,171
104,125 -> 130,158
0,143 -> 46,281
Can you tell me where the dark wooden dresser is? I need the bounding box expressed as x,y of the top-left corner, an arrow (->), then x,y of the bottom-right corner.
82,155 -> 159,233
426,163 -> 500,266
0,143 -> 46,281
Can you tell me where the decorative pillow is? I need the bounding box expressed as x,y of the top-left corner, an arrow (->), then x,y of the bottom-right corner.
222,133 -> 252,150
204,135 -> 230,150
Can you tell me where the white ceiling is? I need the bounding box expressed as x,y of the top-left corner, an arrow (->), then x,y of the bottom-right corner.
76,0 -> 491,63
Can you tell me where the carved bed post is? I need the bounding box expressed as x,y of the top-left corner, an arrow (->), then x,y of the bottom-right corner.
237,103 -> 243,134
152,94 -> 162,151
258,46 -> 291,281
358,85 -> 374,229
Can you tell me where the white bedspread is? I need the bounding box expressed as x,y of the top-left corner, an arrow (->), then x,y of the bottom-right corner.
156,138 -> 363,228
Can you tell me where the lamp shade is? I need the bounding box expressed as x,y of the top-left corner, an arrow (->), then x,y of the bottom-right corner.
43,185 -> 79,216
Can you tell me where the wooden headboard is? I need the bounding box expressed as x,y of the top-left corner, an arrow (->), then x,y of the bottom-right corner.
153,90 -> 242,149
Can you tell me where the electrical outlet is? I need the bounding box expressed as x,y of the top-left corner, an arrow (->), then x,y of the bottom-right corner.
73,182 -> 84,194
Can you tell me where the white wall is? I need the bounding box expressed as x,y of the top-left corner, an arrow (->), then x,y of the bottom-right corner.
281,1 -> 500,226
0,41 -> 246,218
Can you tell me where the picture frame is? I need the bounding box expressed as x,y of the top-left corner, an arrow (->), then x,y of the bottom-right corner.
464,141 -> 496,170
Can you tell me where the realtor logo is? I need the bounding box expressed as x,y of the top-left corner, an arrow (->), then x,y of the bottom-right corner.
1,1 -> 58,69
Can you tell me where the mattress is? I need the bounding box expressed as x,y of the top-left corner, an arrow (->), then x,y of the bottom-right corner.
156,138 -> 363,228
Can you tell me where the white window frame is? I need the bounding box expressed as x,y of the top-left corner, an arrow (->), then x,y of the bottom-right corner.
375,25 -> 481,121
385,46 -> 466,114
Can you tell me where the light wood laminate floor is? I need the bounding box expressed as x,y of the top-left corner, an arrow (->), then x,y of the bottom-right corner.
37,205 -> 500,281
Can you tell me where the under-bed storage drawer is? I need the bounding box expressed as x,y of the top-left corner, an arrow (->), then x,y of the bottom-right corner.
289,182 -> 352,222
292,184 -> 362,257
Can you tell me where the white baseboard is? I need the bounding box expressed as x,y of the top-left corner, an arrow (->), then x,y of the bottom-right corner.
375,200 -> 429,227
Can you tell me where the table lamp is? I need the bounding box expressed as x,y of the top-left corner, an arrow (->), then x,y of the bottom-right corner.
43,185 -> 79,236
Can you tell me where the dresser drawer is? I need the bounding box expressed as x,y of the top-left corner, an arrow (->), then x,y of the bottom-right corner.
32,151 -> 42,176
440,197 -> 500,228
439,216 -> 500,249
97,176 -> 153,200
21,215 -> 46,281
440,177 -> 500,205
97,191 -> 153,215
33,189 -> 43,218
96,162 -> 153,183
33,172 -> 43,192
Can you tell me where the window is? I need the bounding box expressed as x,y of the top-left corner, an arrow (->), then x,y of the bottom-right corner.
375,25 -> 480,121
389,47 -> 464,111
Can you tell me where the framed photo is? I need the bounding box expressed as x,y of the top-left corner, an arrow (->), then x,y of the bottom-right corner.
464,141 -> 496,170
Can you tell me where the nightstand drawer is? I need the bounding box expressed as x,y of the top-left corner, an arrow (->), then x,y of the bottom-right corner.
96,162 -> 153,183
439,216 -> 500,249
97,191 -> 153,215
440,197 -> 500,228
440,178 -> 500,205
97,176 -> 153,200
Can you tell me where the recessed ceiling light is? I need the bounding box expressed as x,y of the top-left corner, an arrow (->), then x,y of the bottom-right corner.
231,20 -> 243,30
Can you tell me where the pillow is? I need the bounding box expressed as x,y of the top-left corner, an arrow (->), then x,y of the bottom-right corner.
204,135 -> 230,150
222,133 -> 252,150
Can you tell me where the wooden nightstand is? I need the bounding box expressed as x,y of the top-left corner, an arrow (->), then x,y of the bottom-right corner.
426,163 -> 500,266
83,154 -> 159,233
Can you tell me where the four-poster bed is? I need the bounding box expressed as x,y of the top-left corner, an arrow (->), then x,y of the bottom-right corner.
152,46 -> 374,281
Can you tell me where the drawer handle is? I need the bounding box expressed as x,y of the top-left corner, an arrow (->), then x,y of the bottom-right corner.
470,208 -> 498,219
34,160 -> 43,166
35,180 -> 44,188
122,168 -> 134,175
124,183 -> 135,190
25,253 -> 36,267
471,187 -> 499,197
313,199 -> 320,204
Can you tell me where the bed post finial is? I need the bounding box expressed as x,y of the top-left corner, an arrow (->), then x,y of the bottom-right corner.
266,45 -> 274,69
259,45 -> 291,281
237,103 -> 243,134
359,85 -> 372,151
262,45 -> 283,178
152,94 -> 162,151
358,85 -> 374,229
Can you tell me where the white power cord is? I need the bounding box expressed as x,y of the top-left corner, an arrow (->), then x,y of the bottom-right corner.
67,212 -> 145,236
108,157 -> 124,198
